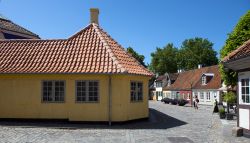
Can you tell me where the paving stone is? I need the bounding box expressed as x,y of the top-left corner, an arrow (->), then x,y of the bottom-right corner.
0,101 -> 249,143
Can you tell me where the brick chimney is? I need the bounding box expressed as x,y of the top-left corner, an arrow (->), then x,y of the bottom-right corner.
198,64 -> 202,69
90,8 -> 99,25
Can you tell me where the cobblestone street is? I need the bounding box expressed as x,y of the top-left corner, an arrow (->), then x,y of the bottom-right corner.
0,101 -> 249,143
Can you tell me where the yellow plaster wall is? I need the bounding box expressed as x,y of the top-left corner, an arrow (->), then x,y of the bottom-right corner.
0,74 -> 149,122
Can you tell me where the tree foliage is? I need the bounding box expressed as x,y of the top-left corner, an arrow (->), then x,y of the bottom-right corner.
223,92 -> 237,104
150,43 -> 178,75
220,10 -> 250,86
177,38 -> 218,70
127,47 -> 146,67
149,38 -> 218,74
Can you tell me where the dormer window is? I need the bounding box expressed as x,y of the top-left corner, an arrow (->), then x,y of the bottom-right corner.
156,82 -> 163,87
201,73 -> 214,85
202,76 -> 206,85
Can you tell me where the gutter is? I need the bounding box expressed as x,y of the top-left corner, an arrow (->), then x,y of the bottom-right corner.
108,75 -> 112,126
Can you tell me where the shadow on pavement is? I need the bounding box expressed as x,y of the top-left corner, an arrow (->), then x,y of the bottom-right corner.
0,108 -> 187,130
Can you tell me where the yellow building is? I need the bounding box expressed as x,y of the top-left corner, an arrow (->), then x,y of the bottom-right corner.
0,9 -> 153,124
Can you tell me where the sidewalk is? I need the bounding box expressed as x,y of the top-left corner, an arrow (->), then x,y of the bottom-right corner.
211,114 -> 250,143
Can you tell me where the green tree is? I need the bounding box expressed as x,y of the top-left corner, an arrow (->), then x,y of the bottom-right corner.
127,47 -> 146,67
220,10 -> 250,86
178,37 -> 218,70
150,43 -> 178,75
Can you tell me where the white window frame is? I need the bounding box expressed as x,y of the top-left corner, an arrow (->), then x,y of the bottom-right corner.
202,76 -> 206,85
200,92 -> 204,100
187,93 -> 190,100
42,80 -> 65,103
238,72 -> 250,105
75,80 -> 99,103
130,81 -> 143,102
206,92 -> 211,101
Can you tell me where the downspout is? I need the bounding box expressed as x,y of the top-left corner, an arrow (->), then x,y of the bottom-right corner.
108,75 -> 112,126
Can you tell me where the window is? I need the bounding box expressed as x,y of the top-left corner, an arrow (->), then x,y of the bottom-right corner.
194,92 -> 198,98
156,82 -> 163,87
131,81 -> 143,101
76,81 -> 99,102
182,93 -> 185,99
200,92 -> 204,99
202,76 -> 206,85
241,79 -> 250,103
206,92 -> 210,100
42,81 -> 65,102
187,93 -> 190,99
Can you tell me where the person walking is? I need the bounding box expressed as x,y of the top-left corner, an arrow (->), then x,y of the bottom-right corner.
195,95 -> 199,109
193,97 -> 196,109
213,99 -> 219,113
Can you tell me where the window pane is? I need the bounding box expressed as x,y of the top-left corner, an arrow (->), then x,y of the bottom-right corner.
48,81 -> 52,86
42,81 -> 53,102
246,79 -> 249,86
76,81 -> 87,102
242,95 -> 246,102
54,81 -> 64,101
242,87 -> 245,94
246,95 -> 249,103
241,79 -> 245,86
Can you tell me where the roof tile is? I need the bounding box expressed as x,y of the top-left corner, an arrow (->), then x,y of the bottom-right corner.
163,65 -> 221,90
0,23 -> 153,76
223,39 -> 250,62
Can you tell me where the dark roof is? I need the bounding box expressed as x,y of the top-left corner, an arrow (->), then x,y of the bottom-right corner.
0,16 -> 39,39
155,75 -> 166,82
0,23 -> 153,76
223,39 -> 250,62
169,73 -> 178,81
163,65 -> 221,90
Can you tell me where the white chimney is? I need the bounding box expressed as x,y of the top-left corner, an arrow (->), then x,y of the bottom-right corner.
90,8 -> 99,24
198,64 -> 202,69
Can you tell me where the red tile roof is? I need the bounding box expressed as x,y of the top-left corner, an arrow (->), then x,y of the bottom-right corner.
0,17 -> 39,39
223,39 -> 250,62
0,23 -> 153,76
163,65 -> 221,90
193,65 -> 221,89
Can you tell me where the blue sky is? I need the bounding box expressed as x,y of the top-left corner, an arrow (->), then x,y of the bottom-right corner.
0,0 -> 249,64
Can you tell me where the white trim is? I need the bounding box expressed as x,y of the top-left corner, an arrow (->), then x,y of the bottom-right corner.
238,71 -> 250,105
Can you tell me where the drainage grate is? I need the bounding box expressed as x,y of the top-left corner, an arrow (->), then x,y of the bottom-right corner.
168,137 -> 194,143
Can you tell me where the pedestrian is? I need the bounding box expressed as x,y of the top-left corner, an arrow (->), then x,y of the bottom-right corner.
193,97 -> 196,108
213,99 -> 219,113
195,95 -> 199,109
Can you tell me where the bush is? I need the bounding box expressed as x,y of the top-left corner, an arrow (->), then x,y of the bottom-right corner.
162,98 -> 172,104
223,92 -> 237,104
219,108 -> 226,119
170,99 -> 178,105
219,108 -> 225,114
178,99 -> 188,106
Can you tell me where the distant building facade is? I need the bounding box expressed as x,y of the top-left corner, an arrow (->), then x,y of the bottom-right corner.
163,65 -> 222,105
150,73 -> 178,101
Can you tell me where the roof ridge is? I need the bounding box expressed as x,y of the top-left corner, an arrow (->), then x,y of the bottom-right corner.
9,20 -> 39,37
92,24 -> 153,75
68,24 -> 93,40
0,38 -> 67,42
92,23 -> 127,73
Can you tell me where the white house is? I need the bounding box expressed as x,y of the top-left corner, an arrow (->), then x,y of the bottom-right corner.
223,39 -> 250,137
